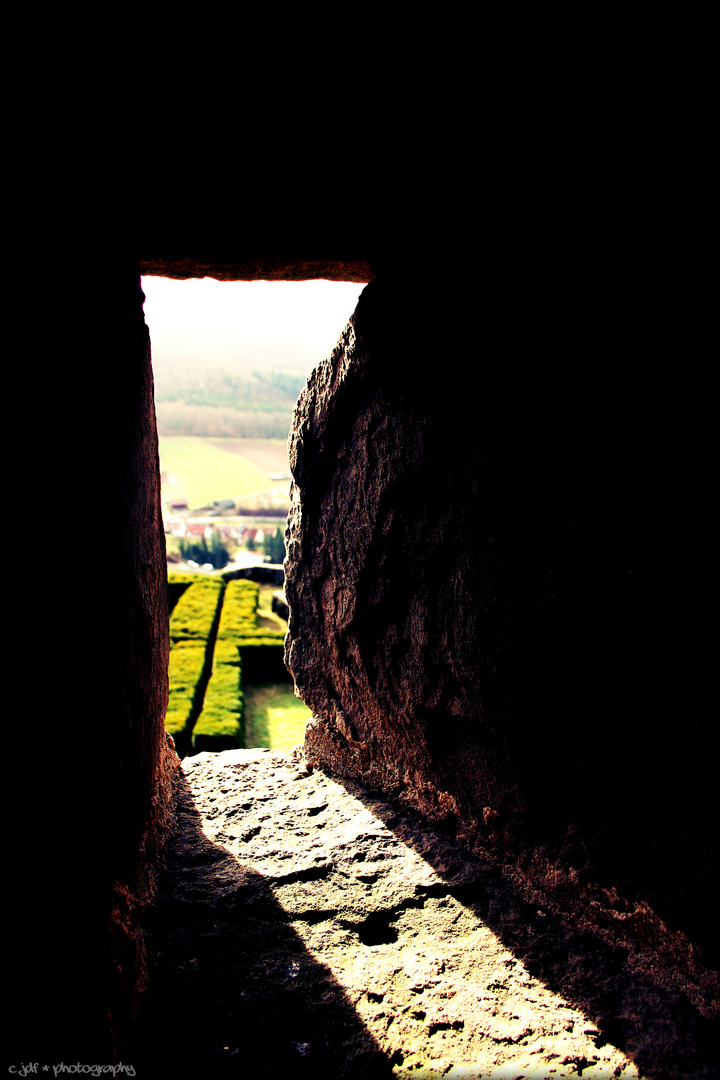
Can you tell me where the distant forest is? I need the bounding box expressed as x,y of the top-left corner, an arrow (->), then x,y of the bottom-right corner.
154,363 -> 308,438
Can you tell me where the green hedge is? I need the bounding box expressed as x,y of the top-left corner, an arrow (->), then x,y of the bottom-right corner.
165,642 -> 208,741
238,636 -> 290,682
216,579 -> 260,640
165,574 -> 292,755
236,630 -> 286,644
170,578 -> 225,644
166,579 -> 226,753
223,582 -> 287,681
192,641 -> 244,752
168,570 -> 207,615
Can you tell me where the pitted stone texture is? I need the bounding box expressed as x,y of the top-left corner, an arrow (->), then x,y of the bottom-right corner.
284,280 -> 526,842
283,277 -> 716,966
138,750 -> 717,1078
140,256 -> 372,282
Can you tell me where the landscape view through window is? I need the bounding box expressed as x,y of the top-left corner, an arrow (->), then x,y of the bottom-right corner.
142,276 -> 366,570
141,275 -> 367,752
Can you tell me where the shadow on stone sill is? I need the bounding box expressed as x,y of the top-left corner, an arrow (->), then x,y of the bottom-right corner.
135,764 -> 718,1080
133,773 -> 394,1080
326,773 -> 719,1080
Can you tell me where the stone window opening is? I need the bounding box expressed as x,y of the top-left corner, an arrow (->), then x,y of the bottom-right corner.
13,256 -> 708,1072
129,262 -> 717,1077
140,272 -> 369,755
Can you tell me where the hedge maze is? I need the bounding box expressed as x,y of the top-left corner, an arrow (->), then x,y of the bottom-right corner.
166,575 -> 287,756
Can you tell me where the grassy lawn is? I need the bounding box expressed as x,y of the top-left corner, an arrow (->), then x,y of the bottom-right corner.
244,683 -> 311,752
158,436 -> 273,507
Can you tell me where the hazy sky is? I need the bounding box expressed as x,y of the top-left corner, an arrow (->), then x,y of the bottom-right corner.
141,277 -> 368,370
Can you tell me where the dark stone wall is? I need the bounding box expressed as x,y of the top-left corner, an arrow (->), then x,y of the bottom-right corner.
139,254 -> 372,282
9,221 -> 711,1067
9,246 -> 371,1067
9,262 -> 177,1063
286,273 -> 714,961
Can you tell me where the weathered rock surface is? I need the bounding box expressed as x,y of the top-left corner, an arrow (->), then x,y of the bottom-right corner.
10,264 -> 176,1065
136,749 -> 718,1078
139,255 -> 372,282
285,280 -> 521,835
284,276 -> 715,964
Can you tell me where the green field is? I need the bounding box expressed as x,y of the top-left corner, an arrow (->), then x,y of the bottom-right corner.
244,684 -> 312,752
159,437 -> 281,508
203,438 -> 290,474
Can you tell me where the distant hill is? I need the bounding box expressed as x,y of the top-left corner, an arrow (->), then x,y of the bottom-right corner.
144,277 -> 366,438
153,358 -> 309,438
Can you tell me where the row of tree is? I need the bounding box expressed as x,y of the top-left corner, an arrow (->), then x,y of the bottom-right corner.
179,527 -> 286,569
155,366 -> 306,412
156,401 -> 295,438
153,363 -> 306,438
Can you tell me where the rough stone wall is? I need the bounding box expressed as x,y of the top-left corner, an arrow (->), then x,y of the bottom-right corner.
11,234 -> 710,1067
100,272 -> 180,1059
286,281 -> 524,833
101,273 -> 187,1060
139,255 -> 372,282
285,274 -> 714,961
9,263 -> 178,1064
